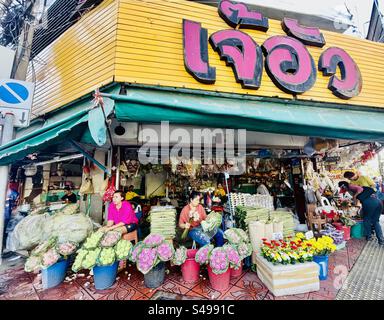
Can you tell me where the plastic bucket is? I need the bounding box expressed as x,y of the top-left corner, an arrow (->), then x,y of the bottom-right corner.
144,262 -> 165,288
351,221 -> 364,239
42,259 -> 68,289
207,265 -> 231,291
334,224 -> 351,241
181,249 -> 200,283
230,262 -> 243,279
313,255 -> 329,281
93,261 -> 119,290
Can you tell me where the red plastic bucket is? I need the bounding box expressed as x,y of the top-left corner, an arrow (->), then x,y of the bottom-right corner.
181,249 -> 200,283
230,262 -> 243,279
207,265 -> 231,291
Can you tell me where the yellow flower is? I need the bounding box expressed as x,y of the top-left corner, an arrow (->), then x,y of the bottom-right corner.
296,232 -> 305,240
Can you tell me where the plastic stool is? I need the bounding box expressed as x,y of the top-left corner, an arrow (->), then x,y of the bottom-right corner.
122,230 -> 138,244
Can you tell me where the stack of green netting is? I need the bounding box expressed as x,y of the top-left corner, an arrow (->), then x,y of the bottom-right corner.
149,206 -> 177,239
235,206 -> 294,237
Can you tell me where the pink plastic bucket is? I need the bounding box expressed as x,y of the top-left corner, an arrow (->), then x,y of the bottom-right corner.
230,262 -> 243,279
207,266 -> 231,291
181,249 -> 200,283
334,224 -> 351,241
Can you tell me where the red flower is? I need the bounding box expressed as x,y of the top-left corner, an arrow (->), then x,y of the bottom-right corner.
261,238 -> 267,241
306,243 -> 312,247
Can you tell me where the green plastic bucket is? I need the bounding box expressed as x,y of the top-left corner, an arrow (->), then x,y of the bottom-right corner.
351,221 -> 364,239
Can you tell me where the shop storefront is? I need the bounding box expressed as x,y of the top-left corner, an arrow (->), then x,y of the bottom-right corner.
1,0 -> 384,297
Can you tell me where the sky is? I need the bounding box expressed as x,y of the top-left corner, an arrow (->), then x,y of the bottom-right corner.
241,0 -> 383,38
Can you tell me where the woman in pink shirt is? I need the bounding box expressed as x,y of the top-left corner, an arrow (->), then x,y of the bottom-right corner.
101,190 -> 138,235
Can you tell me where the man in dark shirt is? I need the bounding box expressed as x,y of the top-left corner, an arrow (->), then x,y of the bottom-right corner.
61,187 -> 78,204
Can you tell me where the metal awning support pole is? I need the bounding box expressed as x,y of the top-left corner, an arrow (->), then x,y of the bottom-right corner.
224,172 -> 235,227
69,140 -> 111,176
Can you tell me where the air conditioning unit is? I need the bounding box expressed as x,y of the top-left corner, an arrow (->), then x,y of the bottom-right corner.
110,120 -> 138,146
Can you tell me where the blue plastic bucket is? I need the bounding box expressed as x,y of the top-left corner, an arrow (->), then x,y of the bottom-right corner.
42,259 -> 68,289
93,262 -> 119,290
313,255 -> 329,281
144,262 -> 165,288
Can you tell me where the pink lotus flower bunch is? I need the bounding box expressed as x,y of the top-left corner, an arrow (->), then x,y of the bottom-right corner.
100,231 -> 121,247
57,242 -> 77,256
195,244 -> 214,265
137,247 -> 157,274
157,243 -> 174,262
143,234 -> 165,247
223,244 -> 241,270
41,248 -> 60,268
129,243 -> 145,263
209,247 -> 229,274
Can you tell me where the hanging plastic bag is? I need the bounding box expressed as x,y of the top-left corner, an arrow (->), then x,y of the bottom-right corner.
102,175 -> 116,202
79,173 -> 94,195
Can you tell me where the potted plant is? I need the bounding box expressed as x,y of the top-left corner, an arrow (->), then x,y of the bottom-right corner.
195,244 -> 234,291
223,228 -> 253,278
129,234 -> 174,288
71,230 -> 133,290
25,236 -> 78,289
306,235 -> 336,280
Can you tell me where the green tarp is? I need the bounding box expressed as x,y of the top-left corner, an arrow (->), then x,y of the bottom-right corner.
112,88 -> 384,142
0,115 -> 88,165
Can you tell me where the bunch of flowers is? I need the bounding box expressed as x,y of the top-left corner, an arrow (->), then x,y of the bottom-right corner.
181,211 -> 200,240
260,234 -> 315,265
171,246 -> 188,266
223,244 -> 241,270
195,244 -> 214,265
71,231 -> 131,272
305,236 -> 337,256
129,234 -> 175,275
223,227 -> 253,261
209,247 -> 229,274
320,224 -> 344,245
25,237 -> 79,273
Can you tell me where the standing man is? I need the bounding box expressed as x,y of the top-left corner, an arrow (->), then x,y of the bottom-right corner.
3,183 -> 19,246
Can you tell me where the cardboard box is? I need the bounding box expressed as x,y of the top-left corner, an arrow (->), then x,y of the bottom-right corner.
255,254 -> 320,297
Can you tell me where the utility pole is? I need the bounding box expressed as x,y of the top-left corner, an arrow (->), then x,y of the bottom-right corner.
0,0 -> 44,262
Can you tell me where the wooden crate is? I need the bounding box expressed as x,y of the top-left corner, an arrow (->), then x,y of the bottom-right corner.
255,254 -> 320,297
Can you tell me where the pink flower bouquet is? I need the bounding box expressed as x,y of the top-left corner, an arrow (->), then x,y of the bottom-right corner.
129,234 -> 175,275
100,230 -> 122,248
209,247 -> 229,275
41,248 -> 61,269
223,244 -> 241,270
195,244 -> 214,265
56,241 -> 78,257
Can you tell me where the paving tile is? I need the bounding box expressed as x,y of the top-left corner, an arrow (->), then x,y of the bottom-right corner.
0,282 -> 39,300
234,271 -> 268,293
190,278 -> 231,300
35,280 -> 94,300
183,290 -> 207,299
146,279 -> 190,298
308,292 -> 333,300
220,285 -> 268,300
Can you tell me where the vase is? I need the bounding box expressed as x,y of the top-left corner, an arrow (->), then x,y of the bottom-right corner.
144,262 -> 165,288
42,258 -> 69,290
207,265 -> 231,291
313,255 -> 329,280
93,261 -> 119,290
181,249 -> 200,283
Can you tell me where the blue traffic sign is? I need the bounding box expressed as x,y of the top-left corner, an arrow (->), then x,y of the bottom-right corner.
0,82 -> 29,104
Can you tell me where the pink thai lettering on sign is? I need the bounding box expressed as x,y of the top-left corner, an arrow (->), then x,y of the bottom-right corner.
282,18 -> 326,47
318,47 -> 362,99
218,0 -> 269,31
183,19 -> 216,83
262,36 -> 317,94
210,30 -> 263,89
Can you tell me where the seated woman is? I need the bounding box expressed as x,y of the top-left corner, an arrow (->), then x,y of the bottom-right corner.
179,191 -> 224,247
338,181 -> 384,245
101,190 -> 138,235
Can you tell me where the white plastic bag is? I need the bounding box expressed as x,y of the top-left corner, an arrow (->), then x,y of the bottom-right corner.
11,214 -> 48,250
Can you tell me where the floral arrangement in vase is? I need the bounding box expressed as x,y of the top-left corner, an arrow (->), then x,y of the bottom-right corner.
306,235 -> 337,256
223,228 -> 253,261
71,230 -> 133,272
25,236 -> 78,273
129,234 -> 174,274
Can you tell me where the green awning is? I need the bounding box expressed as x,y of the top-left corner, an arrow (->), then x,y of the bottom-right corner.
112,88 -> 384,142
0,114 -> 89,165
